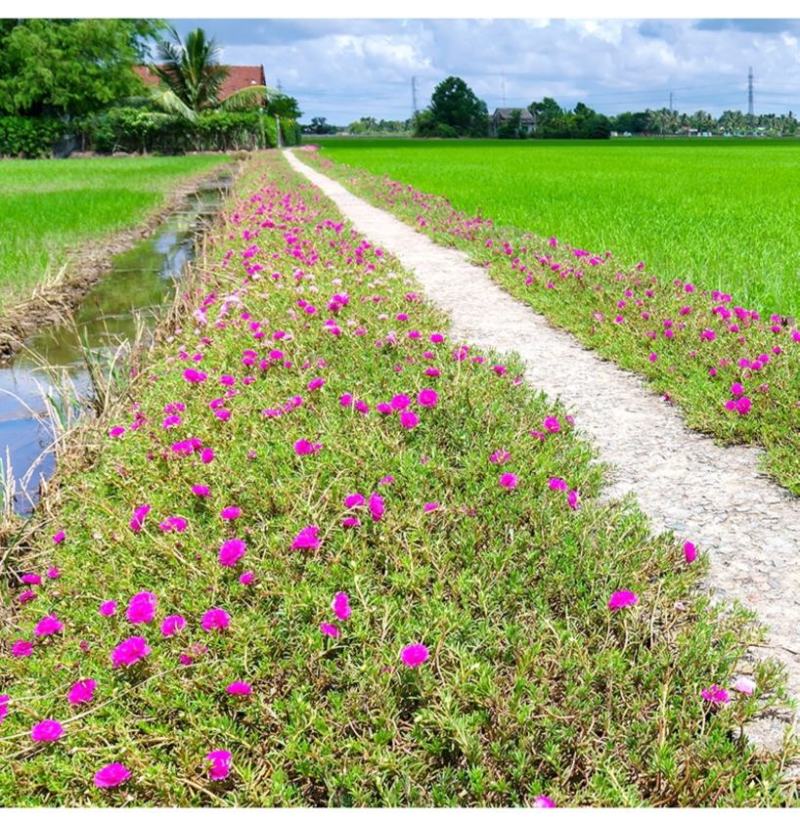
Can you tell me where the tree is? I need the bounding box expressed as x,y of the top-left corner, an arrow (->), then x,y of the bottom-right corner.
302,116 -> 337,135
420,76 -> 489,138
267,95 -> 301,120
150,26 -> 272,117
0,19 -> 163,118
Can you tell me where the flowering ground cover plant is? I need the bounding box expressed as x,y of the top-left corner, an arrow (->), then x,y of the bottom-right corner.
0,153 -> 793,807
301,147 -> 800,496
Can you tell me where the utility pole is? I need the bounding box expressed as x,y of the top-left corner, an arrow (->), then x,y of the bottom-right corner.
277,77 -> 283,94
411,76 -> 419,118
748,66 -> 755,134
669,91 -> 673,113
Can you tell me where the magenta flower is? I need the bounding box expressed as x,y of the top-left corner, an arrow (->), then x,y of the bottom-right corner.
391,393 -> 411,411
490,449 -> 511,465
548,477 -> 568,492
0,694 -> 9,724
226,681 -> 252,696
47,566 -> 60,579
400,643 -> 429,668
320,622 -> 341,638
94,762 -> 131,789
34,614 -> 63,637
206,749 -> 232,781
543,416 -> 561,434
31,719 -> 64,743
129,504 -> 151,533
161,614 -> 187,637
566,489 -> 580,510
192,484 -> 211,497
369,493 -> 385,521
701,684 -> 730,705
344,493 -> 366,508
400,410 -> 419,430
11,640 -> 34,658
423,502 -> 440,513
220,506 -> 242,521
499,472 -> 518,490
201,608 -> 231,632
294,439 -> 322,456
21,573 -> 42,585
684,541 -> 698,564
332,591 -> 351,621
417,388 -> 438,408
291,525 -> 321,551
608,590 -> 638,610
239,571 -> 255,586
68,678 -> 97,705
219,538 -> 247,567
201,447 -> 215,464
126,591 -> 157,624
111,636 -> 151,668
99,600 -> 117,617
533,795 -> 556,808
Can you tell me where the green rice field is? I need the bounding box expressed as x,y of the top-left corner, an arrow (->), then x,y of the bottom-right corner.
317,138 -> 800,317
0,155 -> 229,303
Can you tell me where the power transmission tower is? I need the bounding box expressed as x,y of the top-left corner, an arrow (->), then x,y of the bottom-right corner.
411,76 -> 419,119
277,77 -> 283,93
748,66 -> 754,134
501,73 -> 507,107
669,91 -> 673,113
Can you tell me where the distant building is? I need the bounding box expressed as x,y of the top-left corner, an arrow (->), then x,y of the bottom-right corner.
133,64 -> 267,103
491,107 -> 536,136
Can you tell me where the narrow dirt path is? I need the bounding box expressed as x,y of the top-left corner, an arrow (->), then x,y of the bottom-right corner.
286,149 -> 800,752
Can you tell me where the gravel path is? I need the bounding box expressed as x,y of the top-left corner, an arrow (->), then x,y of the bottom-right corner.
287,149 -> 800,753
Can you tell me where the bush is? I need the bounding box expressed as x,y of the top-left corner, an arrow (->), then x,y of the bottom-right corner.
0,115 -> 64,158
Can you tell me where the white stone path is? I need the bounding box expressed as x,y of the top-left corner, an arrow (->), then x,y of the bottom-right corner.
286,149 -> 800,753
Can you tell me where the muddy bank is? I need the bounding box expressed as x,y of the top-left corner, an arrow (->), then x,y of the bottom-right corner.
0,161 -> 241,361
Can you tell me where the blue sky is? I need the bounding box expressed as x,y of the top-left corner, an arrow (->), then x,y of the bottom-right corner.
169,19 -> 800,123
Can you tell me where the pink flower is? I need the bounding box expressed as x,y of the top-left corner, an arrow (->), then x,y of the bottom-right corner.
220,506 -> 241,521
731,676 -> 756,696
423,502 -> 440,513
183,368 -> 207,384
417,388 -> 438,408
21,573 -> 42,585
31,719 -> 64,743
735,396 -> 752,415
548,477 -> 568,492
52,530 -> 66,544
12,640 -> 34,657
291,525 -> 320,551
566,489 -> 580,510
332,592 -> 351,621
111,636 -> 151,668
126,591 -> 157,624
34,614 -> 63,637
533,795 -> 556,808
94,762 -> 131,789
499,472 -> 518,490
543,416 -> 561,434
99,600 -> 117,617
400,410 -> 419,430
192,484 -> 211,497
239,571 -> 255,586
68,678 -> 97,705
701,684 -> 730,705
683,541 -> 698,564
219,538 -> 247,567
391,393 -> 411,411
47,566 -> 61,579
129,504 -> 151,533
320,622 -> 341,638
369,493 -> 385,521
608,590 -> 638,610
342,516 -> 361,529
0,694 -> 9,724
201,608 -> 230,632
161,614 -> 187,637
206,749 -> 232,781
226,681 -> 252,696
400,643 -> 429,668
490,449 -> 511,465
344,493 -> 366,508
201,447 -> 215,464
294,439 -> 322,456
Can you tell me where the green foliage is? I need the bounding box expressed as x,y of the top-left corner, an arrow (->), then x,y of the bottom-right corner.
0,19 -> 163,118
82,108 -> 282,154
496,109 -> 523,140
0,115 -> 64,158
267,95 -> 302,121
416,77 -> 489,138
527,99 -> 611,140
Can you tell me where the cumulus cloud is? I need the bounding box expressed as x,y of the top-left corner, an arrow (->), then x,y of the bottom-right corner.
172,19 -> 800,122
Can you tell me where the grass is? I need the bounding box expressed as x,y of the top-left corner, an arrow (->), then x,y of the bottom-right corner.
0,155 -> 229,301
300,147 -> 800,497
314,138 -> 800,318
0,152 -> 794,807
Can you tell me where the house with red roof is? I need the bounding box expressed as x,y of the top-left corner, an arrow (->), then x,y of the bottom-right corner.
133,64 -> 266,103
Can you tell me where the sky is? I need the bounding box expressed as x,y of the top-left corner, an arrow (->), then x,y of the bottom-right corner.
169,19 -> 800,124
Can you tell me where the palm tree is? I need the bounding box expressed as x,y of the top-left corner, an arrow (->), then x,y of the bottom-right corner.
147,26 -> 275,119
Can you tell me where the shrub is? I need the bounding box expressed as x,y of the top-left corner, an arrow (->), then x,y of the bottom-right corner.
0,116 -> 64,158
